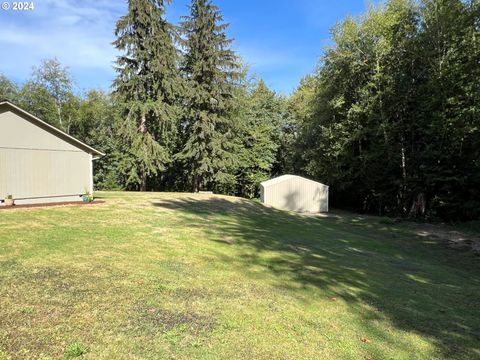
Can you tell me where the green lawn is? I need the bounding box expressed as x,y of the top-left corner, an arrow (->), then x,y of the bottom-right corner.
0,192 -> 479,359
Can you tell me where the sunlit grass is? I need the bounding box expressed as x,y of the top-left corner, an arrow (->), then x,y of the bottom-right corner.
0,191 -> 479,359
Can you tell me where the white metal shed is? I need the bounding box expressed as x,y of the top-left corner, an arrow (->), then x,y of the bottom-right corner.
260,175 -> 329,213
0,100 -> 104,205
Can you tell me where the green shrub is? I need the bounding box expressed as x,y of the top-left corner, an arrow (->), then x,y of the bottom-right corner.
64,342 -> 88,359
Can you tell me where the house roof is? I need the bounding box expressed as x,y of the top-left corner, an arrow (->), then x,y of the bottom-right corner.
0,100 -> 104,157
260,174 -> 328,187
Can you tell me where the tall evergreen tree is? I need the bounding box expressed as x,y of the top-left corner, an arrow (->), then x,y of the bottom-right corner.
179,0 -> 241,192
113,0 -> 181,191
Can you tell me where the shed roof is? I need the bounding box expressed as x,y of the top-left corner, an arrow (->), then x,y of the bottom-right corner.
0,100 -> 104,157
260,174 -> 328,188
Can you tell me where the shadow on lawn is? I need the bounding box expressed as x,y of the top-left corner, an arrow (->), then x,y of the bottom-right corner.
152,197 -> 480,359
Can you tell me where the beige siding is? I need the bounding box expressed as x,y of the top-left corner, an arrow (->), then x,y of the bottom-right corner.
0,109 -> 81,152
0,109 -> 92,204
260,175 -> 329,213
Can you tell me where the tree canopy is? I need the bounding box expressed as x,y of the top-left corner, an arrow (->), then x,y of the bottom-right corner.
294,0 -> 480,220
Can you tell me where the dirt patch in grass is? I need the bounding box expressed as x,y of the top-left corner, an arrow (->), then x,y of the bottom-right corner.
15,266 -> 93,298
172,287 -> 213,300
171,286 -> 244,302
0,200 -> 105,211
137,307 -> 217,335
0,327 -> 53,359
0,263 -> 127,358
413,224 -> 480,254
310,210 -> 480,255
0,259 -> 19,270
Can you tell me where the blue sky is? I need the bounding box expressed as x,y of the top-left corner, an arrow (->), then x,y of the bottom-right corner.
0,0 -> 370,95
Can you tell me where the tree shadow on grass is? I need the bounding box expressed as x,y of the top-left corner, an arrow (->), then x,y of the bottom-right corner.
152,196 -> 480,359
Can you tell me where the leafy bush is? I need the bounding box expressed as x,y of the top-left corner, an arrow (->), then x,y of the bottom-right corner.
64,342 -> 87,359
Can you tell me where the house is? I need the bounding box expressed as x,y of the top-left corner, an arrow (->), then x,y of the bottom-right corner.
0,100 -> 104,205
260,175 -> 329,213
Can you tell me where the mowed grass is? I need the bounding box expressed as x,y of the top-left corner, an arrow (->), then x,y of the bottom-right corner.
0,192 -> 479,359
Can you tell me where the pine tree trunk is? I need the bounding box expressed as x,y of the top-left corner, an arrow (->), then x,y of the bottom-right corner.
139,113 -> 147,134
400,132 -> 408,214
56,101 -> 62,127
66,115 -> 71,135
401,145 -> 407,180
140,113 -> 147,192
141,173 -> 147,192
193,174 -> 199,193
198,174 -> 202,192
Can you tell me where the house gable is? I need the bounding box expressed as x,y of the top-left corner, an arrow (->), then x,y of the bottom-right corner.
0,108 -> 82,152
0,101 -> 104,156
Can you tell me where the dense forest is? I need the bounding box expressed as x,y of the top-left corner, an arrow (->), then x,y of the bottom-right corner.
0,0 -> 478,221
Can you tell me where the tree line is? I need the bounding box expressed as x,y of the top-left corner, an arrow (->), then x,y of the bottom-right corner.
0,0 -> 478,221
292,0 -> 479,220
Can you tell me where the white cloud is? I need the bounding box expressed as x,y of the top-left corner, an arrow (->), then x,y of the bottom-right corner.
0,0 -> 126,86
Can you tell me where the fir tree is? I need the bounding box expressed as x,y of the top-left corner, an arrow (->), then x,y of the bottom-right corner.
178,0 -> 241,192
113,0 -> 181,191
